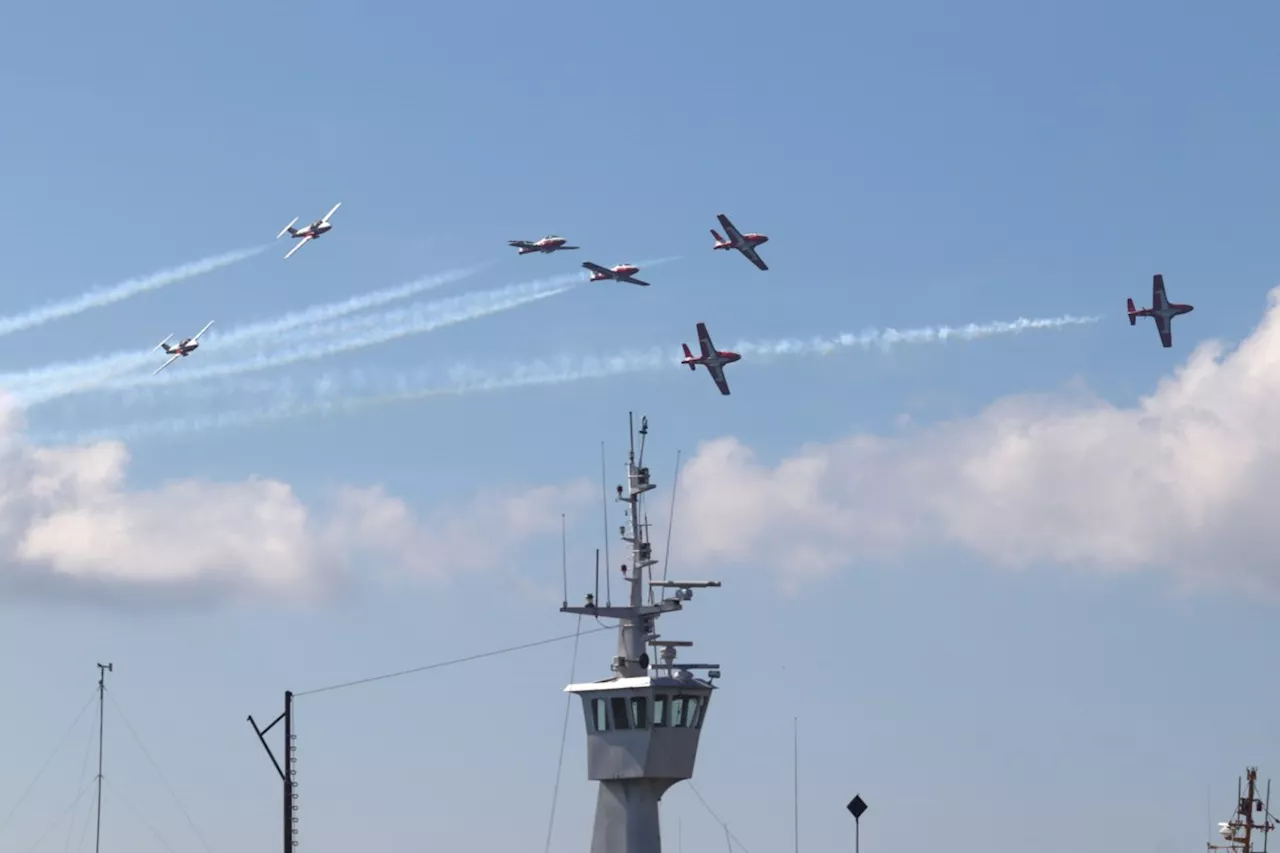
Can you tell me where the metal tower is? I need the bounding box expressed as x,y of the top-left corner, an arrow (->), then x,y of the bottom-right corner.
561,414 -> 722,853
1210,767 -> 1274,853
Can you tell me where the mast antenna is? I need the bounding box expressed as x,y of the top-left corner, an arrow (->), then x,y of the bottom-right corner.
601,441 -> 612,607
561,513 -> 568,608
1209,767 -> 1274,853
661,449 -> 682,585
94,662 -> 112,853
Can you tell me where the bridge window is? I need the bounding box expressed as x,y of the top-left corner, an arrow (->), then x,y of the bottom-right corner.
611,696 -> 632,730
592,698 -> 608,732
671,696 -> 688,727
687,696 -> 705,728
653,694 -> 668,727
630,697 -> 649,729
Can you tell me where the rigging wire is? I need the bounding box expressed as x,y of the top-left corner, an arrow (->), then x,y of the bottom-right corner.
62,705 -> 99,853
543,614 -> 584,853
661,449 -> 683,584
102,777 -> 179,853
0,689 -> 97,838
687,782 -> 755,853
72,792 -> 95,853
21,778 -> 94,853
294,626 -> 612,697
105,692 -> 215,853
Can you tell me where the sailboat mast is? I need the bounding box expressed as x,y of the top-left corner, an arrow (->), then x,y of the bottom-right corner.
94,662 -> 113,853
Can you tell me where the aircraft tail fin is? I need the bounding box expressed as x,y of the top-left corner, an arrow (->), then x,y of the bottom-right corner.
682,343 -> 696,368
276,217 -> 300,239
153,334 -> 173,353
710,228 -> 725,246
1127,298 -> 1137,325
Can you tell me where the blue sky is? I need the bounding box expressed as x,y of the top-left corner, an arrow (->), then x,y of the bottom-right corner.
2,1 -> 1280,852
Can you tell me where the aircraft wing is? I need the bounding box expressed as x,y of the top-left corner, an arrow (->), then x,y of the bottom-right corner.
716,213 -> 745,244
706,362 -> 731,395
1155,315 -> 1173,348
321,202 -> 341,223
739,245 -> 768,271
558,245 -> 580,251
191,320 -> 215,343
696,322 -> 716,359
1152,274 -> 1168,311
582,261 -> 611,276
619,275 -> 651,287
283,235 -> 312,259
509,240 -> 536,249
153,353 -> 180,375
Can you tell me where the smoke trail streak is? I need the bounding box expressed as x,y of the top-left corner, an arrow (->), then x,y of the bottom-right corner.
1,266 -> 480,402
118,277 -> 581,388
34,313 -> 1100,443
14,272 -> 582,407
0,246 -> 267,339
10,256 -> 680,407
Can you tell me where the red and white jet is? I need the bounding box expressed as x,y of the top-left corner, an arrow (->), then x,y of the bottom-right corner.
1128,273 -> 1194,348
710,212 -> 769,271
582,261 -> 651,287
152,320 -> 214,375
277,202 -> 341,259
509,235 -> 579,255
681,322 -> 741,396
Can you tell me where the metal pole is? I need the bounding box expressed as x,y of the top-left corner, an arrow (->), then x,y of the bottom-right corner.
94,663 -> 112,853
284,690 -> 294,853
855,819 -> 860,853
793,717 -> 799,853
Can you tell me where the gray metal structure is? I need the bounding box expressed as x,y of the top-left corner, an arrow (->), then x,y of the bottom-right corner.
561,414 -> 722,853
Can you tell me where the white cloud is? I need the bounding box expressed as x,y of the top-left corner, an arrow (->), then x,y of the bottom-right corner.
0,398 -> 592,605
672,287 -> 1280,598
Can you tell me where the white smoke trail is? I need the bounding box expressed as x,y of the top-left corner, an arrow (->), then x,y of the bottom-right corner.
0,245 -> 267,338
2,266 -> 480,404
732,314 -> 1101,358
35,313 -> 1100,443
12,257 -> 679,407
106,274 -> 582,391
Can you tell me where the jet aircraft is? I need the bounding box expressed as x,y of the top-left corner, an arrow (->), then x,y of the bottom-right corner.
153,321 -> 214,375
582,262 -> 651,287
681,321 -> 741,395
509,235 -> 579,255
277,202 -> 342,259
1127,274 -> 1193,348
710,213 -> 769,271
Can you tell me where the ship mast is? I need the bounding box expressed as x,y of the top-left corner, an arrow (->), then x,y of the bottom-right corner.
562,413 -> 723,853
1210,768 -> 1274,853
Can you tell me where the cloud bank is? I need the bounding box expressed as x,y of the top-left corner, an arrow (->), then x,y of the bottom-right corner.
670,287 -> 1280,598
0,397 -> 591,606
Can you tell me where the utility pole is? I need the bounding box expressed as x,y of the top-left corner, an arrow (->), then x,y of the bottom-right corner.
94,662 -> 113,853
249,690 -> 297,853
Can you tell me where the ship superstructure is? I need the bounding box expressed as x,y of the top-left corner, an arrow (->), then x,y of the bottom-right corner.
561,414 -> 723,853
1210,767 -> 1275,853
